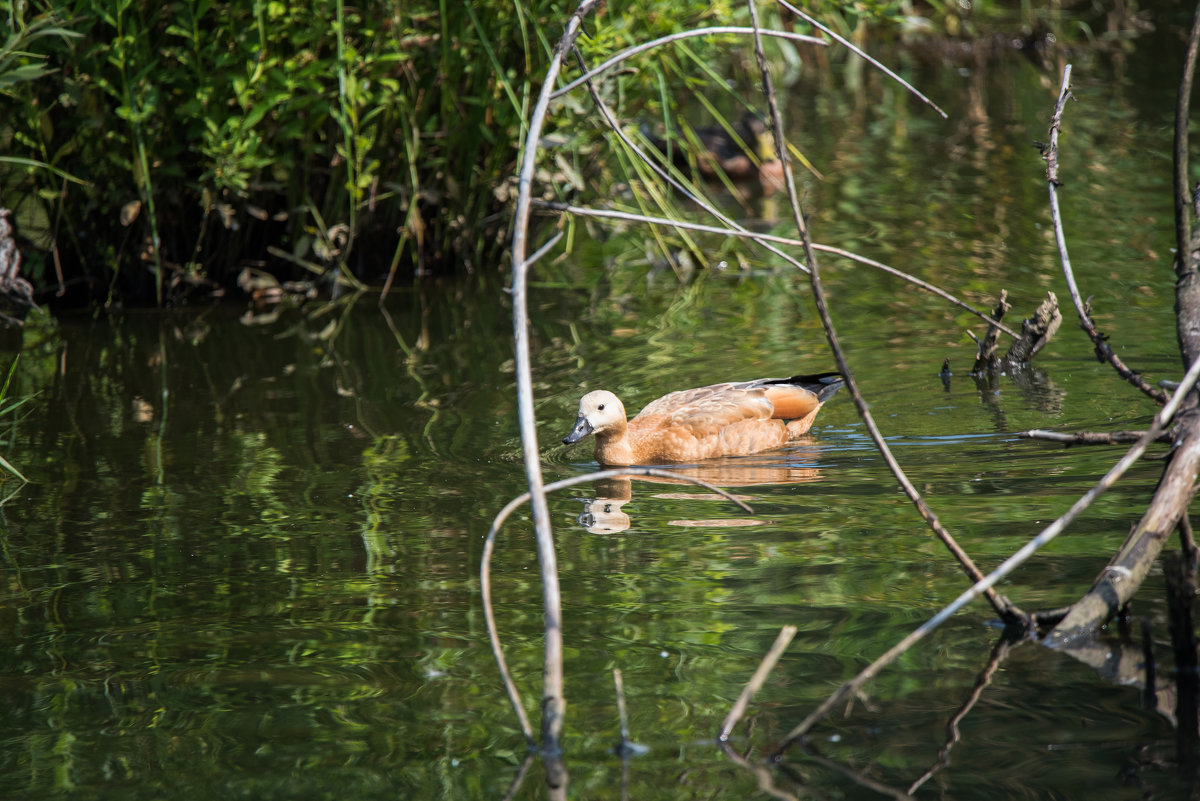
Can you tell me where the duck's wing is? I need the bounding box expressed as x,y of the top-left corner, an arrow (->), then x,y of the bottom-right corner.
635,384 -> 775,436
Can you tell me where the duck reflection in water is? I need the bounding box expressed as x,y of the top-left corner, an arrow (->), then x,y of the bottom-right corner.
573,448 -> 829,535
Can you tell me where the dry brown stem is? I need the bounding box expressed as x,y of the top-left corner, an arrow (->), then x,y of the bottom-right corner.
1020,429 -> 1170,446
745,0 -> 1021,625
1043,66 -> 1168,404
508,0 -> 601,752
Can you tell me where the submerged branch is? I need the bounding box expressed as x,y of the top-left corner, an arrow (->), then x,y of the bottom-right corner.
775,354 -> 1200,752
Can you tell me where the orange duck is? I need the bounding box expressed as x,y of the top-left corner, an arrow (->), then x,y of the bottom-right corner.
562,373 -> 843,466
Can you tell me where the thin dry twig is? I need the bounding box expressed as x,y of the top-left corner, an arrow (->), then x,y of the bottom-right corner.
745,2 -> 1020,624
567,49 -> 819,283
719,625 -> 797,741
1174,5 -> 1200,368
1174,3 -> 1200,260
552,27 -> 826,98
1043,64 -> 1168,404
536,201 -> 1019,337
508,0 -> 601,752
481,467 -> 755,745
1020,429 -> 1170,446
774,352 -> 1200,754
777,0 -> 947,119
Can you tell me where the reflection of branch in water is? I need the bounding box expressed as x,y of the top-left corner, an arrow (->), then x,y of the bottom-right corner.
1052,630 -> 1180,727
718,742 -> 803,801
379,301 -> 442,453
776,747 -> 911,801
721,626 -> 797,742
498,752 -> 535,801
1165,551 -> 1199,787
483,467 -> 754,744
970,364 -> 1065,435
908,634 -> 1018,795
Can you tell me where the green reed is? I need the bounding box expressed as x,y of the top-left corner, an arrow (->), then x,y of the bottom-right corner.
0,0 -> 1114,305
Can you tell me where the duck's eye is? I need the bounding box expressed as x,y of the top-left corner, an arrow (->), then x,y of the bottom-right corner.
598,404 -> 606,411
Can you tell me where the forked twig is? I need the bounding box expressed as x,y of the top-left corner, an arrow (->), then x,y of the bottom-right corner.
1044,64 -> 1168,404
773,352 -> 1200,754
481,467 -> 754,745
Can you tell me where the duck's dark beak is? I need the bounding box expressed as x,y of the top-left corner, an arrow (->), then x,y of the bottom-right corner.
562,415 -> 593,444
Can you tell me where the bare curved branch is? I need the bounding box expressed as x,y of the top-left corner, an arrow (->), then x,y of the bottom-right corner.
481,467 -> 754,745
1044,64 -> 1168,404
552,28 -> 826,99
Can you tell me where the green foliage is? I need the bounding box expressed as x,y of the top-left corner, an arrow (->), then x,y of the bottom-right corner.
0,0 -> 788,304
0,0 -> 1128,305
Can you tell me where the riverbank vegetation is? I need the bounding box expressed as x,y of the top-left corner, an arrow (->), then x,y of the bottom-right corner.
0,0 -> 1145,307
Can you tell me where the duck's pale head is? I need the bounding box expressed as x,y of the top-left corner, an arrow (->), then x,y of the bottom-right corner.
562,390 -> 626,444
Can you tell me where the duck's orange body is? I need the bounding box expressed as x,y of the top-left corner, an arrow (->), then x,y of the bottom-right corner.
562,373 -> 843,466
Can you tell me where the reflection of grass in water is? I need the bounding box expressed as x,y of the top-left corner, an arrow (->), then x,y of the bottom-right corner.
0,355 -> 30,483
